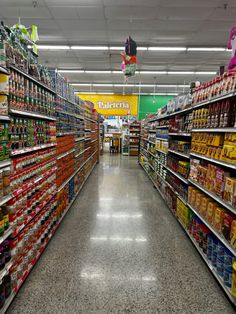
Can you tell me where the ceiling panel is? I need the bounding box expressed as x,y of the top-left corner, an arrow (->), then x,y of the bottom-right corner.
105,6 -> 158,19
209,8 -> 236,21
49,7 -> 79,19
45,0 -> 103,5
161,0 -> 221,8
77,6 -> 105,19
1,7 -> 52,19
157,7 -> 214,20
104,0 -> 160,6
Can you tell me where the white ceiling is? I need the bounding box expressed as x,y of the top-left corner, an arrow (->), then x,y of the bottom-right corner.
0,0 -> 235,94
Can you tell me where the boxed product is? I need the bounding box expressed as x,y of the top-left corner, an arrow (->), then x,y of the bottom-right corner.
213,206 -> 225,233
223,177 -> 236,204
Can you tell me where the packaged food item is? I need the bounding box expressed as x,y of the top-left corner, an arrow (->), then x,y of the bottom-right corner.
206,201 -> 216,224
223,177 -> 236,204
213,207 -> 224,232
231,262 -> 236,297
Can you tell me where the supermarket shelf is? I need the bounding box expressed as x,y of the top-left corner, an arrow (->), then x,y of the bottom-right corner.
191,128 -> 236,133
187,203 -> 236,256
156,137 -> 168,141
57,131 -> 76,136
168,149 -> 190,159
129,135 -> 140,138
0,65 -> 9,75
85,129 -> 91,132
193,91 -> 236,109
85,117 -> 97,123
9,65 -> 56,94
91,139 -> 98,143
190,152 -> 236,170
149,130 -> 156,133
169,132 -> 191,137
188,179 -> 236,215
156,125 -> 168,129
155,148 -> 168,155
9,109 -> 56,121
58,149 -> 98,192
148,162 -> 155,171
140,129 -> 236,306
56,108 -> 84,120
165,166 -> 189,184
56,96 -> 84,116
148,140 -> 156,145
129,129 -> 140,132
0,160 -> 11,169
176,216 -> 236,305
149,107 -> 192,122
0,195 -> 13,207
10,143 -> 56,156
85,137 -> 91,141
0,160 -> 98,314
0,225 -> 13,245
75,137 -> 85,142
0,115 -> 10,121
75,149 -> 86,158
57,148 -> 75,160
0,260 -> 13,281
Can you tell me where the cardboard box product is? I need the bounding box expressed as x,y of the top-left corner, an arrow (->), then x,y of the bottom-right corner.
201,196 -> 210,217
223,177 -> 236,204
213,207 -> 225,232
222,212 -> 235,241
206,201 -> 216,224
214,168 -> 229,198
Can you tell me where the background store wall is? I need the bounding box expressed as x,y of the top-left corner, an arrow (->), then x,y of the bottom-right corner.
138,95 -> 174,120
79,94 -> 173,120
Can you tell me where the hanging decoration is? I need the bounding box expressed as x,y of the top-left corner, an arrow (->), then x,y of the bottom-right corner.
121,36 -> 137,79
227,25 -> 236,71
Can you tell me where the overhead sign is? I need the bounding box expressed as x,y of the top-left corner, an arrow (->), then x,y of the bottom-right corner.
79,94 -> 138,116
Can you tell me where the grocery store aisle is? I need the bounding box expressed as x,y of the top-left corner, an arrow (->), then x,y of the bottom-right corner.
8,154 -> 234,314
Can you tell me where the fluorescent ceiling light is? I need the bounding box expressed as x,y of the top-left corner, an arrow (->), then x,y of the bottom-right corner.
93,84 -> 113,87
36,45 -> 70,50
168,71 -> 195,75
71,46 -> 108,50
133,92 -> 178,96
137,47 -> 148,51
85,70 -> 111,74
140,71 -> 167,74
58,70 -> 85,73
187,47 -> 225,52
109,46 -> 124,50
71,83 -> 91,86
71,83 -> 189,88
148,47 -> 186,51
111,71 -> 123,74
195,71 -> 216,75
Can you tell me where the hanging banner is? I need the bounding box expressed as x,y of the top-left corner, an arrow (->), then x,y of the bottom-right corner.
78,94 -> 138,116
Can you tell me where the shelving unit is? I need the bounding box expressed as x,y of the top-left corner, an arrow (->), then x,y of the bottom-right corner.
0,45 -> 100,312
128,122 -> 141,156
139,83 -> 236,305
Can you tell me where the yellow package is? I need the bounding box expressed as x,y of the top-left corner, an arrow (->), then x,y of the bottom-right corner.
201,196 -> 209,217
223,177 -> 236,204
195,192 -> 202,211
206,201 -> 216,224
213,207 -> 224,232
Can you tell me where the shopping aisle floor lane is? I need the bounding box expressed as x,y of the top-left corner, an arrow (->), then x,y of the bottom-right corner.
8,154 -> 235,314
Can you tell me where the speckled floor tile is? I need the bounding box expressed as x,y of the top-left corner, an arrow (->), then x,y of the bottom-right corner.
7,154 -> 235,314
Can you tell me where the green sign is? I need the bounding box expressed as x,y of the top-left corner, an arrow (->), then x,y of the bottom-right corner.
138,95 -> 174,120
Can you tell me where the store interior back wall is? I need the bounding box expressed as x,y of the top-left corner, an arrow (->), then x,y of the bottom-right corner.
138,95 -> 174,120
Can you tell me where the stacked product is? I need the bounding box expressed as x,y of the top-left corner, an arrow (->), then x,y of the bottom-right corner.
129,121 -> 141,156
0,25 -> 99,312
139,72 -> 236,304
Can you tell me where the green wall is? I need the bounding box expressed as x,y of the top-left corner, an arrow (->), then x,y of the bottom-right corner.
138,95 -> 174,120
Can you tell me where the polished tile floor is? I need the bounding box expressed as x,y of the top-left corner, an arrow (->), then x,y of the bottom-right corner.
8,154 -> 235,313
